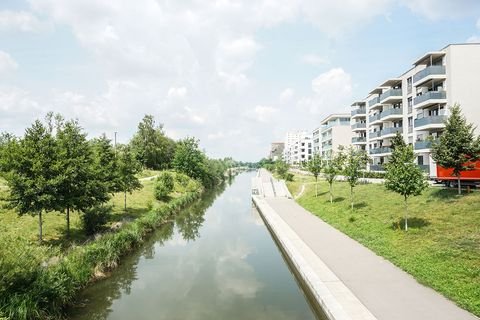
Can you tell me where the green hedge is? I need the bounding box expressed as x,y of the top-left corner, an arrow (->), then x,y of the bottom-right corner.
0,189 -> 202,320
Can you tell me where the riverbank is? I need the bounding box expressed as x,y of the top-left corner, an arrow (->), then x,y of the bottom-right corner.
287,173 -> 480,317
0,171 -> 205,320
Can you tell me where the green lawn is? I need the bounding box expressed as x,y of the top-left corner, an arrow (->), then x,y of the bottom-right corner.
287,174 -> 480,317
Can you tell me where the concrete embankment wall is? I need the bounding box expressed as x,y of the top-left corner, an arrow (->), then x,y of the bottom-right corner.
252,195 -> 377,320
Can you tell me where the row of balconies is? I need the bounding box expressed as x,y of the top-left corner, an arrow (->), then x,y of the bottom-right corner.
368,127 -> 403,139
370,164 -> 430,173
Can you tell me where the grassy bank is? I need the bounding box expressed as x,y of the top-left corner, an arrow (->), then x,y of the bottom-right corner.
0,171 -> 204,320
287,174 -> 480,317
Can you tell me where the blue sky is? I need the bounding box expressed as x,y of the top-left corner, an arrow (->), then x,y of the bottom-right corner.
1,0 -> 479,161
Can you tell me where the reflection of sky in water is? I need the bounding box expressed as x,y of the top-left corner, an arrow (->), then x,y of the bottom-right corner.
69,172 -> 316,320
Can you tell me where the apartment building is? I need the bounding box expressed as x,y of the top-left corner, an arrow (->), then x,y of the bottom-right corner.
353,43 -> 480,175
269,142 -> 284,161
283,130 -> 312,165
316,114 -> 352,160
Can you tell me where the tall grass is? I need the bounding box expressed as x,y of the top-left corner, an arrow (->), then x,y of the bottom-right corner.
0,188 -> 202,320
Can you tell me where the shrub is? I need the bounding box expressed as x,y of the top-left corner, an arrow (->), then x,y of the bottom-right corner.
154,172 -> 174,200
285,173 -> 294,182
81,205 -> 112,235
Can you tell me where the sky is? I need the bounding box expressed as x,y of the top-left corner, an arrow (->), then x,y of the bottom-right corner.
1,0 -> 480,161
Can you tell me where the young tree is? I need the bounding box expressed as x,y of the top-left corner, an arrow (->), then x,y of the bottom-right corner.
172,137 -> 206,182
306,154 -> 322,197
5,120 -> 59,242
431,104 -> 480,195
275,160 -> 289,179
323,149 -> 346,203
343,147 -> 368,210
117,145 -> 143,211
385,134 -> 428,231
91,134 -> 121,195
56,119 -> 97,237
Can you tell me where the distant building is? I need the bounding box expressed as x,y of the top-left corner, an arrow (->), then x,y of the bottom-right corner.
351,43 -> 480,175
316,114 -> 352,159
283,130 -> 311,165
269,142 -> 284,161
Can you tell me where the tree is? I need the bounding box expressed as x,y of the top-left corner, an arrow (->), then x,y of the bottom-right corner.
91,134 -> 121,195
323,149 -> 346,203
385,134 -> 428,231
154,171 -> 175,200
5,120 -> 59,242
130,115 -> 176,170
173,137 -> 206,182
343,147 -> 368,210
306,154 -> 322,197
431,104 -> 480,195
275,160 -> 289,179
0,132 -> 19,174
56,119 -> 97,237
117,145 -> 143,211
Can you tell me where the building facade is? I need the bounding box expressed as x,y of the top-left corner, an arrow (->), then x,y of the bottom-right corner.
316,114 -> 352,160
352,43 -> 480,176
269,142 -> 284,161
283,130 -> 312,165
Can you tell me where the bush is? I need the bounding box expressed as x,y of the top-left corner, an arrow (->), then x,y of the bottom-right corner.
285,173 -> 294,182
81,205 -> 112,235
154,172 -> 174,200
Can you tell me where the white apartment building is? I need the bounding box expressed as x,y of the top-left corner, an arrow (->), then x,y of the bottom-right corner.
353,43 -> 480,176
283,130 -> 312,165
316,114 -> 352,160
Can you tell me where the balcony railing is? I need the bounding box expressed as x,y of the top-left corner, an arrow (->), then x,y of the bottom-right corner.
413,65 -> 446,84
413,91 -> 446,106
381,127 -> 403,136
368,131 -> 382,139
369,147 -> 392,155
418,165 -> 430,173
369,113 -> 382,123
381,108 -> 403,119
351,108 -> 366,116
408,126 -> 413,134
414,115 -> 446,128
380,88 -> 402,102
370,164 -> 385,171
352,137 -> 366,143
368,96 -> 380,107
351,122 -> 366,130
414,140 -> 433,150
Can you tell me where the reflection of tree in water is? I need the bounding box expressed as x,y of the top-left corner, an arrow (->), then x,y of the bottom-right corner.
67,182 -> 227,320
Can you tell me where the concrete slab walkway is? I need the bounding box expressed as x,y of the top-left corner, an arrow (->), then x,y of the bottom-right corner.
254,169 -> 478,320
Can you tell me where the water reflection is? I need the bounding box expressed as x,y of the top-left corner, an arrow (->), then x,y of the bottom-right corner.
68,174 -> 316,320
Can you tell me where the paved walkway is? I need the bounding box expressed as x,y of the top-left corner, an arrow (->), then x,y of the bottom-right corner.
254,169 -> 477,320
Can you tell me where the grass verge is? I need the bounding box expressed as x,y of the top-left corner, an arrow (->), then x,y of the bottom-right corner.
0,171 -> 204,320
287,174 -> 480,317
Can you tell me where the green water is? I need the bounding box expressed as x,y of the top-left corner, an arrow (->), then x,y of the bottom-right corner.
68,172 -> 318,319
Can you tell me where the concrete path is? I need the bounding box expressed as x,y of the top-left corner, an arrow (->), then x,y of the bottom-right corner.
254,169 -> 478,320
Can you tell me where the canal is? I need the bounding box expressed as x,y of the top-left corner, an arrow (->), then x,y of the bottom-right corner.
69,172 -> 318,320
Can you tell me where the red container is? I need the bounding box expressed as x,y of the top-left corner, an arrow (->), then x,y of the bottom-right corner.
436,160 -> 480,181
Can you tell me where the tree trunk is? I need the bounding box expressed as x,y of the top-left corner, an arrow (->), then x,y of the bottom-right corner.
351,186 -> 354,211
124,191 -> 127,212
315,176 -> 318,197
329,183 -> 333,203
66,206 -> 70,238
404,197 -> 408,232
38,210 -> 43,243
457,177 -> 461,195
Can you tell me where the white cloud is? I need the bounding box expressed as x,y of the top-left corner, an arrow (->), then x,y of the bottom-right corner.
466,35 -> 480,43
167,87 -> 188,100
0,10 -> 49,32
245,105 -> 277,123
279,88 -> 294,103
0,51 -> 18,74
300,53 -> 329,66
400,0 -> 480,20
477,18 -> 480,29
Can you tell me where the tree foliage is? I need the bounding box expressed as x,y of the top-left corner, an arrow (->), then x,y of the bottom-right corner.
306,154 -> 322,197
385,133 -> 428,231
343,147 -> 368,210
154,171 -> 174,200
117,145 -> 143,211
431,104 -> 480,194
323,148 -> 346,203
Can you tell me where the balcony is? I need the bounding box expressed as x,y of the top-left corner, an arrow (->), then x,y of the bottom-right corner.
369,147 -> 392,155
418,164 -> 430,173
368,131 -> 382,139
414,91 -> 447,108
414,140 -> 433,150
369,113 -> 382,123
370,164 -> 385,171
380,88 -> 403,103
381,108 -> 403,120
352,137 -> 366,144
414,115 -> 446,129
351,122 -> 366,131
381,127 -> 403,137
351,108 -> 366,118
413,65 -> 446,86
368,96 -> 380,107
